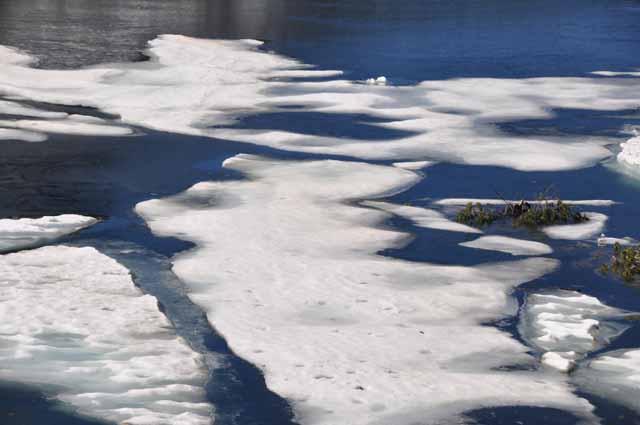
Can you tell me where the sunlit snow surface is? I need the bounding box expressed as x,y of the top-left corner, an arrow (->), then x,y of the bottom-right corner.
2,35 -> 640,423
520,291 -> 630,372
574,349 -> 640,413
0,245 -> 212,425
137,154 -> 597,425
0,35 -> 640,171
460,235 -> 553,256
0,215 -> 97,253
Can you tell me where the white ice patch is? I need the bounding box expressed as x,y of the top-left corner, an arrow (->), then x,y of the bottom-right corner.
543,212 -> 608,240
618,135 -> 640,166
137,154 -> 596,425
0,214 -> 98,253
0,245 -> 212,425
592,70 -> 640,77
392,161 -> 435,170
365,76 -> 387,85
574,349 -> 640,413
0,36 -> 639,171
361,200 -> 482,234
597,235 -> 636,246
0,114 -> 132,137
520,290 -> 629,372
460,236 -> 552,256
0,100 -> 67,119
0,128 -> 46,142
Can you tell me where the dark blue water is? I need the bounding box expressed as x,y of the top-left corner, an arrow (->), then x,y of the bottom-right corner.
1,0 -> 640,424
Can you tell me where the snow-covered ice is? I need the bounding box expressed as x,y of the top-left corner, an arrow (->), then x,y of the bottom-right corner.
0,36 -> 639,171
618,135 -> 640,166
460,235 -> 553,256
520,290 -> 629,372
597,235 -> 636,246
543,212 -> 608,240
137,154 -> 596,425
392,160 -> 435,170
0,215 -> 98,253
574,349 -> 640,413
0,114 -> 132,137
0,127 -> 46,142
0,245 -> 212,425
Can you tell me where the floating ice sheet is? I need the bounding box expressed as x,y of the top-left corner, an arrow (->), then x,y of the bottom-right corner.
0,114 -> 132,137
520,290 -> 629,372
0,245 -> 212,425
460,235 -> 552,256
0,214 -> 98,253
618,135 -> 640,166
573,349 -> 640,414
1,36 -> 640,171
137,154 -> 596,425
543,212 -> 608,240
0,127 -> 46,142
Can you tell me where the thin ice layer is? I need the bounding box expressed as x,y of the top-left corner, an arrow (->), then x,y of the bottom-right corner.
0,245 -> 212,425
137,155 -> 595,425
520,290 -> 629,372
460,236 -> 552,256
573,349 -> 640,413
543,213 -> 607,240
0,214 -> 98,253
1,36 -> 640,171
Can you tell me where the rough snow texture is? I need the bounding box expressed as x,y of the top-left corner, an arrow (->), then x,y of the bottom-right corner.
0,214 -> 98,253
361,200 -> 481,234
460,236 -> 552,256
0,127 -> 46,142
137,154 -> 596,425
574,349 -> 640,413
1,36 -> 640,171
618,135 -> 640,166
0,246 -> 212,425
520,290 -> 629,372
543,212 -> 608,240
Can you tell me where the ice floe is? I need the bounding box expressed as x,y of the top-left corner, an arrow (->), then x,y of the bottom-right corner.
0,99 -> 67,119
573,349 -> 640,413
0,114 -> 132,137
618,134 -> 640,166
0,214 -> 98,253
520,290 -> 629,372
391,160 -> 435,170
0,245 -> 212,425
460,235 -> 553,256
597,234 -> 636,246
361,200 -> 482,233
137,154 -> 596,425
0,36 -> 639,171
0,127 -> 46,142
543,212 -> 608,240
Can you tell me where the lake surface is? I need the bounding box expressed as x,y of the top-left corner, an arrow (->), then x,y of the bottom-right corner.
1,1 -> 639,424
